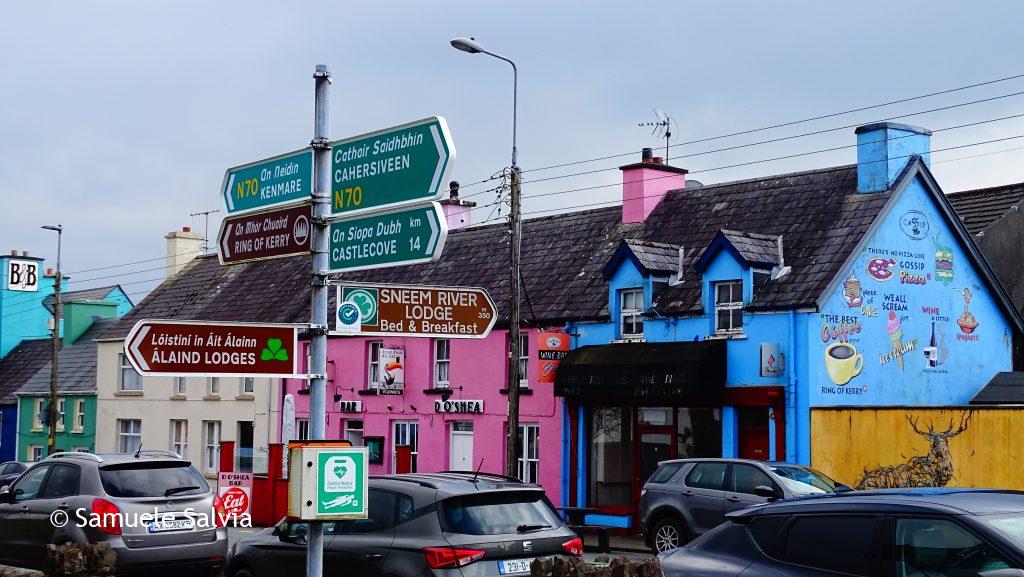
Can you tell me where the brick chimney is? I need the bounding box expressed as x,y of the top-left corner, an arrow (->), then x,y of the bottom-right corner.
856,122 -> 932,193
439,180 -> 477,230
165,226 -> 204,278
619,148 -> 687,223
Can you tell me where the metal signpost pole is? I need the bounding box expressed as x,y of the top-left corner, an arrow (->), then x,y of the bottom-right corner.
308,63 -> 332,577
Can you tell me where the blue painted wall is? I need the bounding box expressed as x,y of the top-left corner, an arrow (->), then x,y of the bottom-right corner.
810,175 -> 1013,408
0,256 -> 54,359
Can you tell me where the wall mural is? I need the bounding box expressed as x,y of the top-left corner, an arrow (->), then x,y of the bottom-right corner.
856,412 -> 971,489
811,179 -> 1012,407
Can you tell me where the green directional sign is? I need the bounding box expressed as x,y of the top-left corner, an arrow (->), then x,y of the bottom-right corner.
328,202 -> 447,272
222,148 -> 313,215
315,448 -> 368,519
330,116 -> 455,217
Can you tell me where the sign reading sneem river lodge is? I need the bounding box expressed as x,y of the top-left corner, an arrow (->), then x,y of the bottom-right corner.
335,284 -> 496,338
123,320 -> 303,378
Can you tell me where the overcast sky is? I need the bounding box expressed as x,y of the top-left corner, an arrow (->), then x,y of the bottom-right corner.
3,1 -> 1024,301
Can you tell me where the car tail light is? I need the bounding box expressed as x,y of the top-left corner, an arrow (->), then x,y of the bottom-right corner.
561,537 -> 583,557
212,494 -> 227,528
423,546 -> 486,568
91,498 -> 121,535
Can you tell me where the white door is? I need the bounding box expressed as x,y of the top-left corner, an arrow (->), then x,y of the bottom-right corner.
450,422 -> 474,471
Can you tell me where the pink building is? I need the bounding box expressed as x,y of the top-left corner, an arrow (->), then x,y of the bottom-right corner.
278,327 -> 564,504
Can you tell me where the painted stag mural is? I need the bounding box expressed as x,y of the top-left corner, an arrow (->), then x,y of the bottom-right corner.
856,412 -> 972,489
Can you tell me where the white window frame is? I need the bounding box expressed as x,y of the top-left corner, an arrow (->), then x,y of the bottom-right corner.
56,398 -> 66,432
32,398 -> 45,431
28,445 -> 43,462
344,419 -> 364,446
518,333 -> 529,387
119,353 -> 141,392
242,377 -> 255,395
433,339 -> 450,388
296,419 -> 310,441
207,377 -> 220,396
74,399 -> 85,432
118,419 -> 142,454
713,280 -> 745,335
367,341 -> 382,389
392,420 -> 419,473
170,419 -> 188,459
203,420 -> 221,475
174,377 -> 187,396
620,289 -> 644,338
517,423 -> 540,484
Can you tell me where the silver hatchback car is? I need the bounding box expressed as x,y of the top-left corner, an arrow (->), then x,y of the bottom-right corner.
0,451 -> 228,575
639,458 -> 851,553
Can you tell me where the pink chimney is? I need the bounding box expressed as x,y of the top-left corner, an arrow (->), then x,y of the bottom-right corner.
619,147 -> 687,223
440,180 -> 477,230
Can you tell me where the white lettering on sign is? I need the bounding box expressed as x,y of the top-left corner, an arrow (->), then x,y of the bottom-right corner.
434,399 -> 484,414
7,259 -> 39,292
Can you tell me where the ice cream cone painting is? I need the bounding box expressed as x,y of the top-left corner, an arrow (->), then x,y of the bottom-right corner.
887,311 -> 905,370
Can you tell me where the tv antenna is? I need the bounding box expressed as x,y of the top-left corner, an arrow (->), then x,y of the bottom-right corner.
638,108 -> 677,161
189,209 -> 221,253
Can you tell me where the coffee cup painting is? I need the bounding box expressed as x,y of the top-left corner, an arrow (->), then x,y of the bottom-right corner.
825,342 -> 864,385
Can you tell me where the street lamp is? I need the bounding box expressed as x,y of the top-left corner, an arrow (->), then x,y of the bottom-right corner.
41,224 -> 62,456
450,37 -> 523,479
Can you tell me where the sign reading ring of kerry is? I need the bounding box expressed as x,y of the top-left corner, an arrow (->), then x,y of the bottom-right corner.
123,319 -> 304,378
217,204 -> 312,265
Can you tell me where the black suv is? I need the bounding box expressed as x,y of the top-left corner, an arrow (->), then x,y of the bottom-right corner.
660,488 -> 1024,577
226,472 -> 582,577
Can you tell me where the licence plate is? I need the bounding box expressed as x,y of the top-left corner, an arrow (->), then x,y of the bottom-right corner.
147,518 -> 195,533
499,558 -> 534,574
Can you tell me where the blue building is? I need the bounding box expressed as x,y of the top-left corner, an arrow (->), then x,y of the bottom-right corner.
554,123 -> 1023,528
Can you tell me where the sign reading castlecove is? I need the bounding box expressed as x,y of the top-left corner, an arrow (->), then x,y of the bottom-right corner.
330,117 -> 454,217
335,283 -> 496,338
328,202 -> 447,272
123,320 -> 303,378
222,149 -> 313,215
218,204 -> 312,265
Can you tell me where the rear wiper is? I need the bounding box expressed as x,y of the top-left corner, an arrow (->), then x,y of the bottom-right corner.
516,524 -> 551,533
164,485 -> 200,496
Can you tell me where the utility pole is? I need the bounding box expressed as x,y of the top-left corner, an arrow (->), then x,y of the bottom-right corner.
505,165 -> 522,478
190,209 -> 221,252
307,63 -> 331,577
42,224 -> 63,456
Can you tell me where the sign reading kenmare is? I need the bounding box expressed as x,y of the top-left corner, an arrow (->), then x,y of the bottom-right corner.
123,319 -> 303,378
335,283 -> 496,338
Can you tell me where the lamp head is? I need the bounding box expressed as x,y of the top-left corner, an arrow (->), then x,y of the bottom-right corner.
450,37 -> 485,54
41,225 -> 62,232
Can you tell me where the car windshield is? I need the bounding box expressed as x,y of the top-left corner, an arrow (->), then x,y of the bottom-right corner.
986,514 -> 1024,548
442,490 -> 563,535
99,462 -> 210,498
768,465 -> 837,494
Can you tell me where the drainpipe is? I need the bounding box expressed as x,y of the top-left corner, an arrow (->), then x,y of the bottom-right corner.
787,310 -> 798,463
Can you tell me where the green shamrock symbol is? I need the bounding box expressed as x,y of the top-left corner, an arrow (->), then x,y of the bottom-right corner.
261,338 -> 289,362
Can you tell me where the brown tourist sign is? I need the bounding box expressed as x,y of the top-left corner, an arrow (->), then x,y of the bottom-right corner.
123,319 -> 304,378
334,283 -> 496,338
217,203 -> 312,265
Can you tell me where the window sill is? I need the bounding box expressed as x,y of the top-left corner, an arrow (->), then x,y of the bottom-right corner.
356,388 -> 379,396
169,395 -> 187,401
423,387 -> 451,395
613,336 -> 646,343
114,391 -> 143,397
706,332 -> 747,340
71,429 -> 83,434
499,388 -> 533,396
202,395 -> 221,401
31,427 -> 42,433
235,394 -> 255,401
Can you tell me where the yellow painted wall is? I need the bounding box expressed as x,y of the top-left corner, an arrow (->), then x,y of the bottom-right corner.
811,408 -> 1024,490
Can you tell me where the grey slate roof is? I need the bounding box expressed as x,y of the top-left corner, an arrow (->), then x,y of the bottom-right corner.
101,163 -> 892,338
0,339 -> 52,405
624,240 -> 681,275
719,229 -> 783,268
44,285 -> 125,311
971,372 -> 1024,404
947,183 -> 1024,236
16,317 -> 116,396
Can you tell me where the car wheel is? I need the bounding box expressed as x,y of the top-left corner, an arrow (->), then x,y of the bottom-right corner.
651,517 -> 685,553
231,568 -> 255,577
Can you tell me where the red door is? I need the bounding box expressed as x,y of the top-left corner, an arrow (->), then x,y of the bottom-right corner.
395,445 -> 413,474
737,407 -> 770,460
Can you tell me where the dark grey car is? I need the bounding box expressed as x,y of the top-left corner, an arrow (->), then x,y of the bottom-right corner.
0,451 -> 228,575
639,458 -> 849,553
0,461 -> 28,490
226,472 -> 583,577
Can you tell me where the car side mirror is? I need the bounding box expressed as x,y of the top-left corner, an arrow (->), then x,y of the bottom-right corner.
276,521 -> 308,545
0,486 -> 10,503
834,483 -> 855,493
754,485 -> 781,500
979,570 -> 1024,577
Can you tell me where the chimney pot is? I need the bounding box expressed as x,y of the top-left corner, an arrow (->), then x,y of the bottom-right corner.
449,180 -> 460,200
21,251 -> 28,257
642,147 -> 654,162
653,157 -> 664,164
46,267 -> 54,275
182,226 -> 191,233
10,250 -> 17,256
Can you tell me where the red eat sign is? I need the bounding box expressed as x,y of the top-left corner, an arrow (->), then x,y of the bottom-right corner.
123,320 -> 302,377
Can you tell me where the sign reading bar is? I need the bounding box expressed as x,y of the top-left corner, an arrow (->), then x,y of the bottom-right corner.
222,149 -> 313,215
537,331 -> 571,383
330,117 -> 454,217
218,204 -> 312,265
328,203 -> 446,273
335,283 -> 496,338
123,319 -> 303,378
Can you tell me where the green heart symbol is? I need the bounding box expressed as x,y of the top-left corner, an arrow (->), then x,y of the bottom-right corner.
261,338 -> 289,362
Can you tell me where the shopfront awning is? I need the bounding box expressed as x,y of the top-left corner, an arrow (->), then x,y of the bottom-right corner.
554,339 -> 726,403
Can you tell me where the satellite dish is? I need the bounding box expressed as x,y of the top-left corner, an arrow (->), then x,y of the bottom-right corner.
685,180 -> 704,191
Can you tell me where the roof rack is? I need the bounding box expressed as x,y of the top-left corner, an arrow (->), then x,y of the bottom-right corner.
369,475 -> 439,490
135,450 -> 183,459
437,470 -> 526,483
46,452 -> 104,463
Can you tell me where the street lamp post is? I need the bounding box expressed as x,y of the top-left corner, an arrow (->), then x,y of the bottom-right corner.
42,224 -> 62,456
450,37 -> 524,479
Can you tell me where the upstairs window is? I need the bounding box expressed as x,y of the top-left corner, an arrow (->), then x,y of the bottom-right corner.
367,341 -> 382,389
119,354 -> 141,392
620,289 -> 644,338
433,339 -> 450,388
242,377 -> 255,395
518,333 -> 529,387
714,281 -> 744,335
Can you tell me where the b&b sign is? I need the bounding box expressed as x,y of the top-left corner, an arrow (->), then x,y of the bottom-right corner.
7,259 -> 39,292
